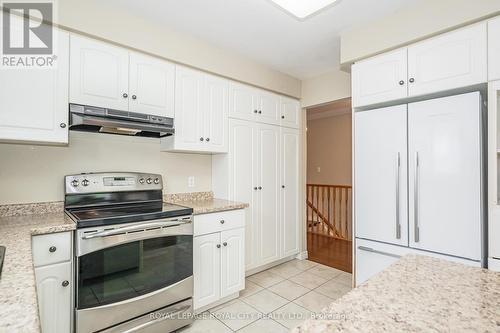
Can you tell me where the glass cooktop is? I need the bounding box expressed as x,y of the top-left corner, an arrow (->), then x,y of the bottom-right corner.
66,202 -> 193,228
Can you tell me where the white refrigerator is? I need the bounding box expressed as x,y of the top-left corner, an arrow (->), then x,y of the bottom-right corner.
354,92 -> 486,285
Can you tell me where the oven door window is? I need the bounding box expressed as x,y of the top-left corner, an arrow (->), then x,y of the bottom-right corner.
77,235 -> 192,309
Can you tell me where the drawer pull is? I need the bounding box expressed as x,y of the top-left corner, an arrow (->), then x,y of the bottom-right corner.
220,220 -> 225,224
49,246 -> 57,253
62,280 -> 69,287
358,246 -> 401,259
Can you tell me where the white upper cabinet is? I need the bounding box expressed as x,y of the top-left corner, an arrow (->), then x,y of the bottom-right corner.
407,23 -> 487,97
70,34 -> 129,110
280,97 -> 301,129
204,74 -> 229,152
229,82 -> 257,122
0,26 -> 69,145
488,16 -> 500,81
128,52 -> 175,117
352,49 -> 408,108
161,66 -> 228,153
355,105 -> 408,246
257,90 -> 281,125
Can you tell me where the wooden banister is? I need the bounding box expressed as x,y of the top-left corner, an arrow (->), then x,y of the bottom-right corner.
307,184 -> 352,241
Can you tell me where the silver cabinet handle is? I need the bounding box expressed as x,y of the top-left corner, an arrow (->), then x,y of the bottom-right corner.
414,151 -> 420,243
82,219 -> 192,239
62,280 -> 69,287
358,246 -> 401,259
395,152 -> 401,239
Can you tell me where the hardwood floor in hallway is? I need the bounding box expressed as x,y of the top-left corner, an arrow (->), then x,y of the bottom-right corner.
307,232 -> 352,273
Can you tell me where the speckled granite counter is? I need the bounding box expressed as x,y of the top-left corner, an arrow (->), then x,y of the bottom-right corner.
0,208 -> 75,333
164,191 -> 248,215
294,255 -> 500,332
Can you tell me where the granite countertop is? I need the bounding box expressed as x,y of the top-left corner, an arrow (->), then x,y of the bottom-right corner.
164,192 -> 249,215
294,255 -> 500,332
0,211 -> 76,332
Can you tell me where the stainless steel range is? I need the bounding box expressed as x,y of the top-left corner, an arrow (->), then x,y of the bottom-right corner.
65,172 -> 194,333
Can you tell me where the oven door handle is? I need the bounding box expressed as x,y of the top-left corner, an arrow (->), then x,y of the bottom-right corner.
82,218 -> 192,239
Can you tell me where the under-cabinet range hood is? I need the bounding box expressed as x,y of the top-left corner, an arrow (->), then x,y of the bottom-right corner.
69,104 -> 174,138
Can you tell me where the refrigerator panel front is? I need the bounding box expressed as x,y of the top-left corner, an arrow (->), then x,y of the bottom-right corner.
408,92 -> 482,261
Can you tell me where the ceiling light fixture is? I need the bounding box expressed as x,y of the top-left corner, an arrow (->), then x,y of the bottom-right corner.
269,0 -> 340,20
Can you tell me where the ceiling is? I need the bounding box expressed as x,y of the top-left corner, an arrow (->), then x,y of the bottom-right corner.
106,0 -> 420,80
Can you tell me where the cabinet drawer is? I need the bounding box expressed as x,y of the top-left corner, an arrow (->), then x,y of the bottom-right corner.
194,209 -> 245,236
32,232 -> 72,267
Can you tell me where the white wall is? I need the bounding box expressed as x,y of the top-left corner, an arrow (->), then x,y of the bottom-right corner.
0,132 -> 212,205
56,0 -> 301,98
340,0 -> 500,65
301,69 -> 351,108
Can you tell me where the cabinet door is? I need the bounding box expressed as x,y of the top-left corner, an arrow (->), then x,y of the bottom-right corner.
69,34 -> 129,110
229,82 -> 256,121
257,123 -> 281,265
220,228 -> 245,297
280,97 -> 301,129
205,74 -> 229,152
354,105 -> 408,246
408,23 -> 487,97
128,52 -> 175,117
488,17 -> 500,81
355,239 -> 410,286
257,90 -> 281,125
281,128 -> 300,257
193,233 -> 221,309
352,49 -> 408,108
408,93 -> 482,261
228,119 -> 259,270
35,261 -> 72,333
174,66 -> 204,150
0,27 -> 69,144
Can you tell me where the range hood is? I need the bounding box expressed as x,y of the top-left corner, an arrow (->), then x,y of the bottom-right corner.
69,104 -> 174,138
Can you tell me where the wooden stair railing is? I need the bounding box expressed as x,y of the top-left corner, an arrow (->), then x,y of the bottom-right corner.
307,184 -> 352,241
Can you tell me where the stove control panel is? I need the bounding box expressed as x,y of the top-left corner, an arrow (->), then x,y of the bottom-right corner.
65,172 -> 163,194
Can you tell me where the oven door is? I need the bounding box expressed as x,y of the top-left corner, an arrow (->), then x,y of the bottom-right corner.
75,218 -> 193,333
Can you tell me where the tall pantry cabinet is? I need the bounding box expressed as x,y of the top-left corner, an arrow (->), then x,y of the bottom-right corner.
213,83 -> 301,272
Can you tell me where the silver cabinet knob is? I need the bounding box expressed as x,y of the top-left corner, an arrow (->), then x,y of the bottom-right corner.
254,110 -> 258,114
200,137 -> 204,141
220,220 -> 225,224
399,80 -> 405,85
281,115 -> 285,119
254,187 -> 258,190
122,93 -> 128,98
62,280 -> 69,287
258,186 -> 262,190
223,242 -> 227,247
216,244 -> 221,248
282,185 -> 285,189
60,123 -> 67,128
132,95 -> 137,100
49,246 -> 57,253
206,138 -> 210,142
409,78 -> 415,83
258,110 -> 262,114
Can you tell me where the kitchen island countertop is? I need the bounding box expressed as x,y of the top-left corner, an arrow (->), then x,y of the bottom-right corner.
294,254 -> 500,332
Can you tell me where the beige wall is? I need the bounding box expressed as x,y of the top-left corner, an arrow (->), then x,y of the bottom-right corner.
56,0 -> 301,98
0,132 -> 211,205
301,69 -> 351,108
340,0 -> 500,65
307,113 -> 352,185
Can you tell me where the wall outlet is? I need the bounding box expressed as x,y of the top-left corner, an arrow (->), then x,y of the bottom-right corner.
316,166 -> 321,173
188,176 -> 195,188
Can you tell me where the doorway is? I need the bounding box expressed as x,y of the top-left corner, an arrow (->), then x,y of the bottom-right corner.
306,98 -> 352,272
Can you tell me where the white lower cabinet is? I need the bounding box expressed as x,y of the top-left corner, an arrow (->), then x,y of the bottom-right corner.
32,232 -> 73,333
193,210 -> 245,310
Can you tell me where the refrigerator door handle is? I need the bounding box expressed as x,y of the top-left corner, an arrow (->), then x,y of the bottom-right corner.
414,151 -> 420,243
395,152 -> 401,239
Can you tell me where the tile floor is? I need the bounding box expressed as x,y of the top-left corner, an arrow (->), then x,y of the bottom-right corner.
178,259 -> 353,333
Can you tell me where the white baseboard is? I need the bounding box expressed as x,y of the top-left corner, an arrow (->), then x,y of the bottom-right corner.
295,251 -> 308,260
488,257 -> 500,272
245,255 -> 298,277
194,292 -> 239,314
